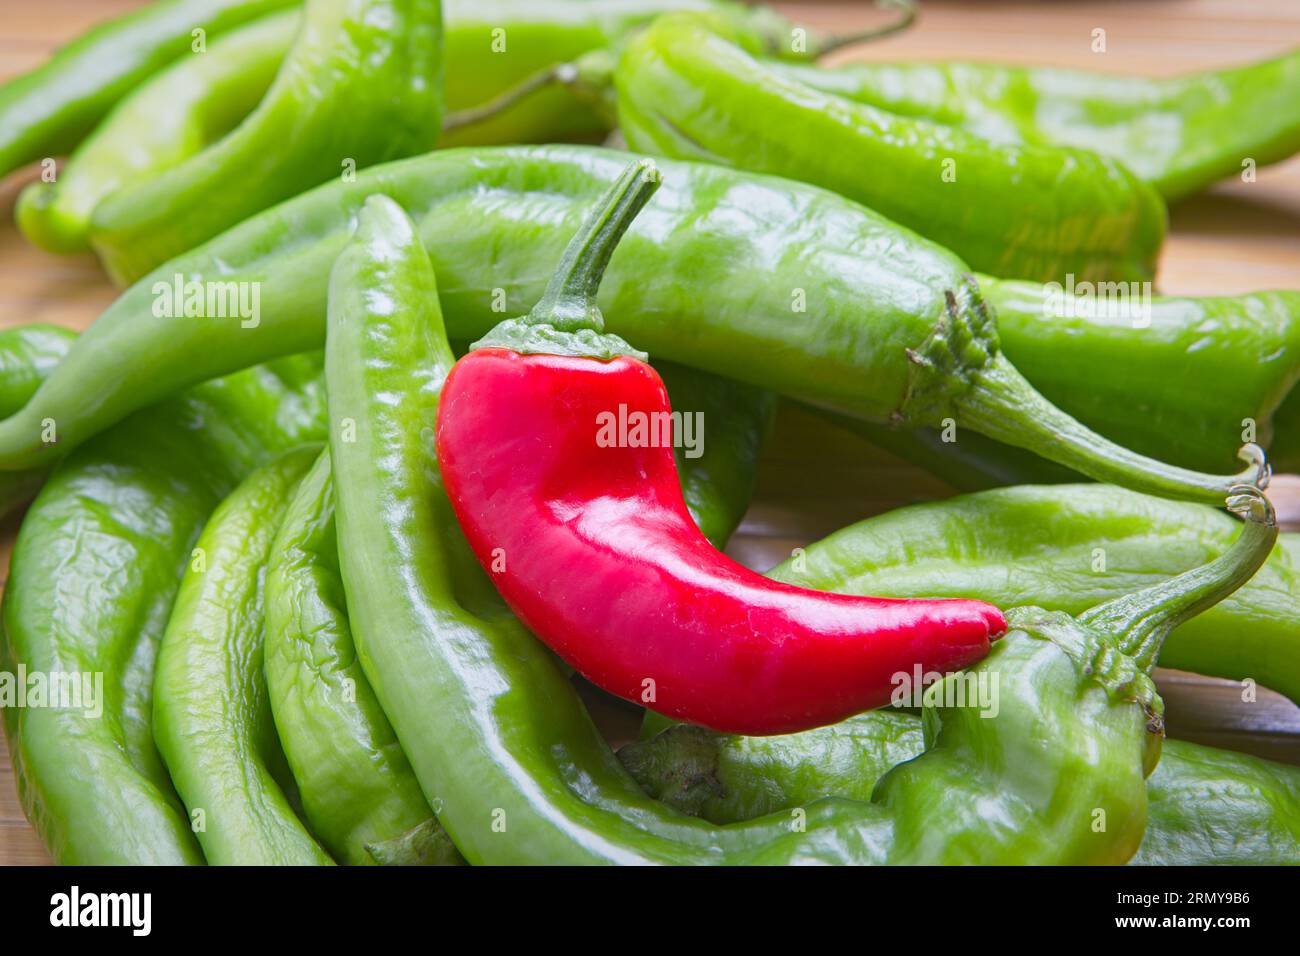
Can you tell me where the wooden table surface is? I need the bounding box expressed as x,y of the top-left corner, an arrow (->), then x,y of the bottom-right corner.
2,0 -> 1299,865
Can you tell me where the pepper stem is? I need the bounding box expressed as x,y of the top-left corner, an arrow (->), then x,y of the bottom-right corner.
808,0 -> 918,59
441,66 -> 573,133
955,352 -> 1271,506
1078,484 -> 1278,672
523,158 -> 661,334
441,51 -> 615,134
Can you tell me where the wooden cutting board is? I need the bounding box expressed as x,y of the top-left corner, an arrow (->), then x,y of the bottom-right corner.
2,0 -> 1299,865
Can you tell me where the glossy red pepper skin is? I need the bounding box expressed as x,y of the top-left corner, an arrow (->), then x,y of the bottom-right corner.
437,346 -> 1005,735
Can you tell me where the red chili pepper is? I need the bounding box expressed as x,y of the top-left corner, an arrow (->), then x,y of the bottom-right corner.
436,159 -> 1006,735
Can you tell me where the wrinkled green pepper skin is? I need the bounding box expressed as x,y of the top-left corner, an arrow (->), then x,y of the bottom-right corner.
982,276 -> 1300,475
1132,739 -> 1300,865
4,413 -> 224,866
0,145 -> 1252,507
877,613 -> 1156,864
770,484 -> 1300,706
17,11 -> 300,254
632,685 -> 1131,862
615,15 -> 1167,283
623,711 -> 923,823
0,324 -> 78,517
634,602 -> 1161,862
90,0 -> 445,285
265,448 -> 461,866
773,49 -> 1300,203
623,718 -> 1300,865
153,446 -> 334,866
1,355 -> 327,864
0,0 -> 297,178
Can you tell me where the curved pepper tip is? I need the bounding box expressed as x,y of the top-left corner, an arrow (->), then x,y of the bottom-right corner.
1236,442 -> 1271,491
983,605 -> 1010,641
1226,481 -> 1276,527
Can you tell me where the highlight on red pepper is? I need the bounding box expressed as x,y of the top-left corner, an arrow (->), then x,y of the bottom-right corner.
435,158 -> 1008,736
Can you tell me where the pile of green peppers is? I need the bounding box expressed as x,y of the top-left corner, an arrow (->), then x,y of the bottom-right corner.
0,0 -> 1298,867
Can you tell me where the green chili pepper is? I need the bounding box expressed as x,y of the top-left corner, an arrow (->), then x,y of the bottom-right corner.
17,10 -> 300,254
265,447 -> 460,866
612,14 -> 1167,283
0,355 -> 326,865
622,716 -> 1300,865
624,710 -> 923,822
153,445 -> 334,866
1132,739 -> 1300,865
261,471 -> 411,840
0,0 -> 297,179
1,146 -> 1261,508
824,274 -> 1300,489
3,416 -> 216,865
769,483 -> 1300,706
88,0 -> 444,286
0,324 -> 77,517
981,276 -> 1300,475
771,49 -> 1300,203
863,482 -> 1275,864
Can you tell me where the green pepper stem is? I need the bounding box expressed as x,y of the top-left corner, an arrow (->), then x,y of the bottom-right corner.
442,63 -> 587,133
1079,485 -> 1277,672
809,0 -> 918,59
441,50 -> 615,134
523,158 -> 661,334
955,352 -> 1271,506
441,66 -> 571,133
